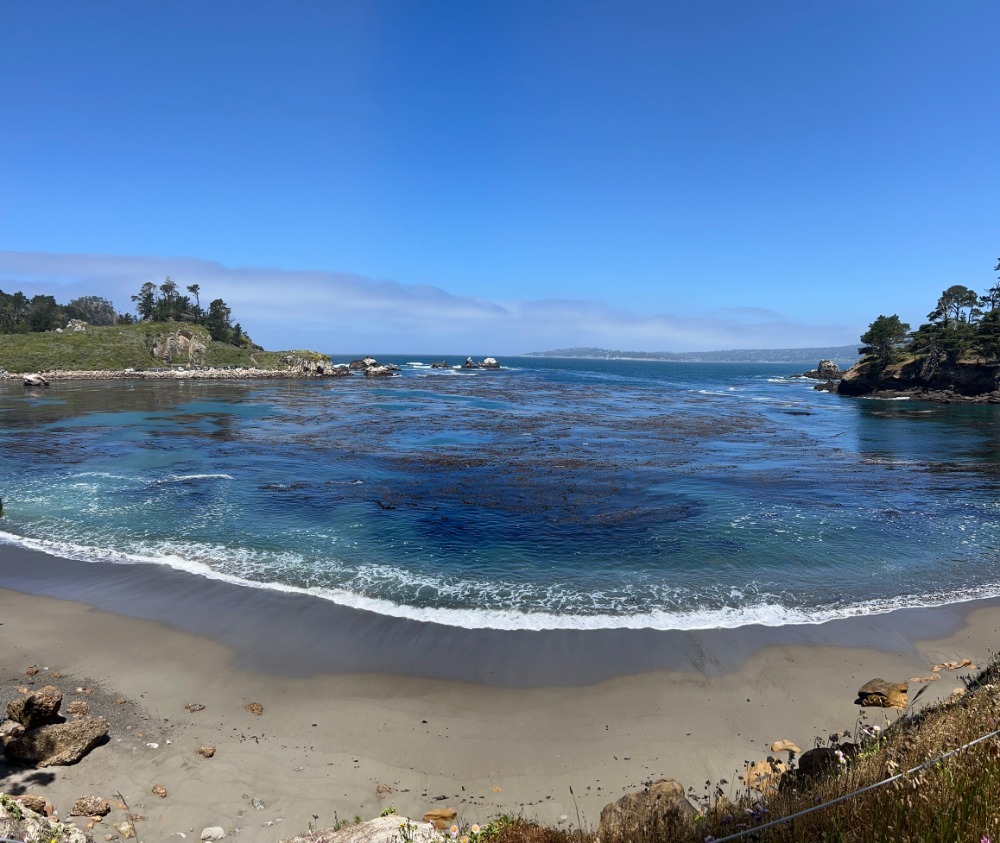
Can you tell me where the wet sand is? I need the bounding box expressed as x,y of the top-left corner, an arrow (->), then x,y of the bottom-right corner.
1,543 -> 997,841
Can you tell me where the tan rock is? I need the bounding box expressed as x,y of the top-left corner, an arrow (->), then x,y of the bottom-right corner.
71,795 -> 111,817
282,816 -> 441,843
4,716 -> 109,767
598,778 -> 698,840
770,739 -> 802,754
245,701 -> 264,716
14,794 -> 47,813
857,678 -> 908,708
7,684 -> 63,729
197,744 -> 216,758
152,784 -> 168,798
115,821 -> 136,839
67,700 -> 90,717
745,758 -> 787,793
422,808 -> 457,829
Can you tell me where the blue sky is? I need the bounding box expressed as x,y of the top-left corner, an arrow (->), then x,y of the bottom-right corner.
1,0 -> 997,354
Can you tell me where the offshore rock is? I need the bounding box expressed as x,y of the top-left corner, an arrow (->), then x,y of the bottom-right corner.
7,685 -> 63,730
364,365 -> 397,377
598,778 -> 697,840
802,359 -> 842,379
461,356 -> 501,369
23,373 -> 50,387
4,716 -> 109,767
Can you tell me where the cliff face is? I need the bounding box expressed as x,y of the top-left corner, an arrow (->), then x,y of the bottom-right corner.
838,356 -> 1000,402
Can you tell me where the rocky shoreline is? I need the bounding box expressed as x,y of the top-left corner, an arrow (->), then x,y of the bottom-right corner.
1,356 -> 504,384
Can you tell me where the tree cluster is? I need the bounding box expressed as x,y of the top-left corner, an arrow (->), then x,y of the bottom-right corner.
861,259 -> 1000,368
130,278 -> 251,347
0,278 -> 253,350
0,291 -> 121,334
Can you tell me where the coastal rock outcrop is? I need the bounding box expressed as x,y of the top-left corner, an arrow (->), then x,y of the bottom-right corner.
363,365 -> 397,377
345,357 -> 401,377
598,778 -> 697,840
4,716 -> 109,767
838,359 -> 1000,402
151,329 -> 207,366
7,684 -> 63,730
801,359 -> 842,380
461,357 -> 500,369
23,373 -> 49,387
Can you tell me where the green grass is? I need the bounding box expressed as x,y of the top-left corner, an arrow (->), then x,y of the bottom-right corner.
0,322 -> 330,372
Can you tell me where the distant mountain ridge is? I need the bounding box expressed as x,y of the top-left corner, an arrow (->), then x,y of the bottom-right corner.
526,345 -> 860,364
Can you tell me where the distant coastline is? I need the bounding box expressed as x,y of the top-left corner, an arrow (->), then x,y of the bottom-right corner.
526,344 -> 860,364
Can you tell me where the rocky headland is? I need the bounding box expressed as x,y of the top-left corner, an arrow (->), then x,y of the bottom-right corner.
837,354 -> 1000,403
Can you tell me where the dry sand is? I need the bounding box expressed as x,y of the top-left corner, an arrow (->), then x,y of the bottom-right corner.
1,546 -> 997,842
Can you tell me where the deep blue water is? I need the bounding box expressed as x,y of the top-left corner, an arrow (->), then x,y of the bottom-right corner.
2,356 -> 1000,630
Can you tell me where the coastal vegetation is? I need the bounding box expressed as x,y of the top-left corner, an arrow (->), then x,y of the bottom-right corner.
0,277 -> 251,348
0,277 -> 332,374
842,259 -> 1000,399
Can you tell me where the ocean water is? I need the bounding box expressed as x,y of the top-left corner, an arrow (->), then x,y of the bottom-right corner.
2,356 -> 1000,631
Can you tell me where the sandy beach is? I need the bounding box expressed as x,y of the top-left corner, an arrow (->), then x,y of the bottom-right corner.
0,544 -> 996,841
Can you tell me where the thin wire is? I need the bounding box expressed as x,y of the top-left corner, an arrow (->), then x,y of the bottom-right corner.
709,727 -> 1000,843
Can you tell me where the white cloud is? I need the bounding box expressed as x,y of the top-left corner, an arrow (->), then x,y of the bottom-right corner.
0,250 -> 853,354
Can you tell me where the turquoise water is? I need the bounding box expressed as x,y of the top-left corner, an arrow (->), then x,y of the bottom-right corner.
2,356 -> 1000,630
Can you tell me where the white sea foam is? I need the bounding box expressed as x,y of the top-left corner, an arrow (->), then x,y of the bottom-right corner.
156,473 -> 235,483
2,529 -> 998,632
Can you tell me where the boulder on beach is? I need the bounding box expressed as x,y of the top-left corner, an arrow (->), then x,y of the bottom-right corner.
70,795 -> 111,817
4,716 -> 109,767
857,678 -> 908,708
422,807 -> 457,829
7,685 -> 63,730
23,373 -> 49,387
598,778 -> 697,840
281,816 -> 441,843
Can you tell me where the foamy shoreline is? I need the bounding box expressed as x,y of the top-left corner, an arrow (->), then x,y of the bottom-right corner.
6,365 -> 338,381
1,542 -> 996,841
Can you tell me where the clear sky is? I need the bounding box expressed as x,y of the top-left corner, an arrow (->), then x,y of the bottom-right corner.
1,0 -> 997,354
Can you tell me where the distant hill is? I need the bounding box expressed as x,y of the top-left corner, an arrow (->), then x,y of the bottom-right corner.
525,345 -> 860,364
